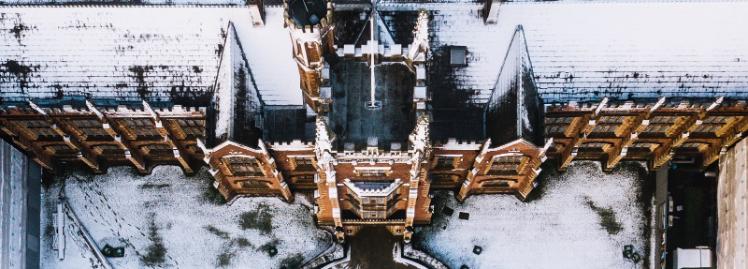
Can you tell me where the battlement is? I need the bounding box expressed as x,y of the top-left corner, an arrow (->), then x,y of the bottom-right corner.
154,105 -> 207,117
270,139 -> 315,151
435,138 -> 483,151
333,150 -> 415,164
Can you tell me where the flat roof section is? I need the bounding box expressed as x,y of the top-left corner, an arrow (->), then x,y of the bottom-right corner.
328,61 -> 415,151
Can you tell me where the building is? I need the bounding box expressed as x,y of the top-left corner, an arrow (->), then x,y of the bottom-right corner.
2,1 -> 748,243
0,139 -> 42,269
717,138 -> 748,268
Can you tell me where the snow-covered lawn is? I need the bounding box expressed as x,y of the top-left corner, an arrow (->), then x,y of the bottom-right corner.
40,166 -> 331,269
416,162 -> 651,269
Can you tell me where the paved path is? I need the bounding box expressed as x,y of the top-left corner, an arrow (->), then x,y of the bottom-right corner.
347,227 -> 417,269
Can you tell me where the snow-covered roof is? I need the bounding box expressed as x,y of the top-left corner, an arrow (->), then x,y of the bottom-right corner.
3,1 -> 747,108
0,0 -> 249,5
380,1 -> 748,103
0,6 -> 302,107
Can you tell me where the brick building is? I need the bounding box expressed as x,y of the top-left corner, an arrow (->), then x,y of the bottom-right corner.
2,1 -> 748,243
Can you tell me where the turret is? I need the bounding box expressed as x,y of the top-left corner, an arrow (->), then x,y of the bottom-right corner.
284,0 -> 334,112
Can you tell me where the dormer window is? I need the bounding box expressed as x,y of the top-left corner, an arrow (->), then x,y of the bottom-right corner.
288,155 -> 316,171
486,154 -> 526,175
223,156 -> 265,177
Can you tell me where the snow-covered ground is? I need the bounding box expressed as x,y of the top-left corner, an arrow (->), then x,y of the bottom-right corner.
40,166 -> 332,269
416,162 -> 651,269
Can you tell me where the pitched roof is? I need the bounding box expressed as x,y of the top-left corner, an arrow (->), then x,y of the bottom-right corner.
4,1 -> 747,109
485,26 -> 543,146
381,1 -> 748,103
0,6 -> 301,107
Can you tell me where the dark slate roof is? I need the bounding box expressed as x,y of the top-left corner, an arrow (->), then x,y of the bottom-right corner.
428,42 -> 485,142
378,10 -> 418,45
331,7 -> 417,47
332,9 -> 369,46
485,26 -> 543,146
328,60 -> 415,150
287,0 -> 327,27
261,105 -> 309,142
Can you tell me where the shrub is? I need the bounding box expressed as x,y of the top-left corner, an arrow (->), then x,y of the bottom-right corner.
238,204 -> 273,234
217,251 -> 235,267
141,220 -> 167,266
584,197 -> 623,235
202,182 -> 227,205
204,225 -> 230,240
258,240 -> 279,257
280,253 -> 305,269
234,237 -> 253,248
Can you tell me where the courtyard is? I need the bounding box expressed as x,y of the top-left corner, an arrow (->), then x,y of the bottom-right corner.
39,166 -> 331,269
415,162 -> 653,269
38,162 -> 653,268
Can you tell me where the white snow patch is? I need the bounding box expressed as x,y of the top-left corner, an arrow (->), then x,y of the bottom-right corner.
233,7 -> 304,106
40,166 -> 331,269
417,162 -> 649,269
0,6 -> 302,106
378,1 -> 748,102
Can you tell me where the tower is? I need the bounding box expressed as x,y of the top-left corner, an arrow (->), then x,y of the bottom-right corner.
284,0 -> 334,112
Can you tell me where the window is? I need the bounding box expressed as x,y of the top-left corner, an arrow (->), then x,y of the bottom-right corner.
433,155 -> 462,170
430,174 -> 459,183
292,175 -> 314,183
488,155 -> 525,174
354,167 -> 391,177
289,155 -> 315,171
482,179 -> 512,188
224,156 -> 265,177
240,180 -> 271,189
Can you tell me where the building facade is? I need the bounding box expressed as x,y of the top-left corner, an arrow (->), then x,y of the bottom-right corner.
2,1 -> 748,243
0,139 -> 42,269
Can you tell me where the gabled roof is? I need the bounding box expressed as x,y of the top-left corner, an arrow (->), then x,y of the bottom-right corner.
211,21 -> 264,146
485,26 -> 543,146
0,6 -> 301,107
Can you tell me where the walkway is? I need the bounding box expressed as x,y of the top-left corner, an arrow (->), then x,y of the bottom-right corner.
347,227 -> 417,269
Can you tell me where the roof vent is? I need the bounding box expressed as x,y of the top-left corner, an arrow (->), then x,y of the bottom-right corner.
450,46 -> 468,66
